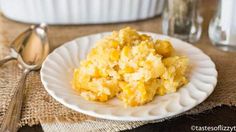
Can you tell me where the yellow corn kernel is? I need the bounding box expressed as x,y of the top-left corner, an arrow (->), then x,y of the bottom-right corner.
119,81 -> 128,88
140,34 -> 150,41
83,61 -> 92,67
129,100 -> 138,107
122,84 -> 132,95
121,46 -> 131,57
123,66 -> 135,73
111,40 -> 119,48
89,48 -> 97,56
110,50 -> 120,61
144,60 -> 152,67
99,70 -> 108,77
138,60 -> 145,66
94,68 -> 108,78
98,93 -> 108,102
156,86 -> 166,96
80,74 -> 91,83
155,40 -> 173,57
137,81 -> 147,101
93,68 -> 100,77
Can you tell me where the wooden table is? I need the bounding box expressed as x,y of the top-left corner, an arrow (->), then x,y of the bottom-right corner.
1,0 -> 234,131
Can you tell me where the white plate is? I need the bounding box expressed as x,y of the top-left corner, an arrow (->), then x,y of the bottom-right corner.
40,32 -> 217,121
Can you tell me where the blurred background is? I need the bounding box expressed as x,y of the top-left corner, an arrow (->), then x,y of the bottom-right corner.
1,0 -> 235,52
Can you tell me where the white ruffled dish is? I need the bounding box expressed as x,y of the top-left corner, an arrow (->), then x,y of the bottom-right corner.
40,32 -> 217,121
1,0 -> 164,24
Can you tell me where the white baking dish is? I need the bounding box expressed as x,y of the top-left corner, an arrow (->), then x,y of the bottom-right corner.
0,0 -> 164,24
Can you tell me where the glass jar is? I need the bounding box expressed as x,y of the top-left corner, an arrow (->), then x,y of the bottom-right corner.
162,0 -> 203,43
209,0 -> 236,51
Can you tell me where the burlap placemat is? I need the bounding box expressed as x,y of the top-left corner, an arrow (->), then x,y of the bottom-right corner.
0,1 -> 236,130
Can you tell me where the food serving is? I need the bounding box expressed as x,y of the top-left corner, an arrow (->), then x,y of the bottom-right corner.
72,27 -> 189,107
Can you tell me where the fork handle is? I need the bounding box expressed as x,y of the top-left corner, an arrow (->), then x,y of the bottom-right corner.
0,69 -> 29,132
0,56 -> 15,66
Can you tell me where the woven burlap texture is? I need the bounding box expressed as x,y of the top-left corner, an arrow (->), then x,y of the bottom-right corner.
0,5 -> 236,130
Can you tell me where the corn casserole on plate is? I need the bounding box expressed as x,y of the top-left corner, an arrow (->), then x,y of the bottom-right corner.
41,27 -> 217,121
72,27 -> 189,107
